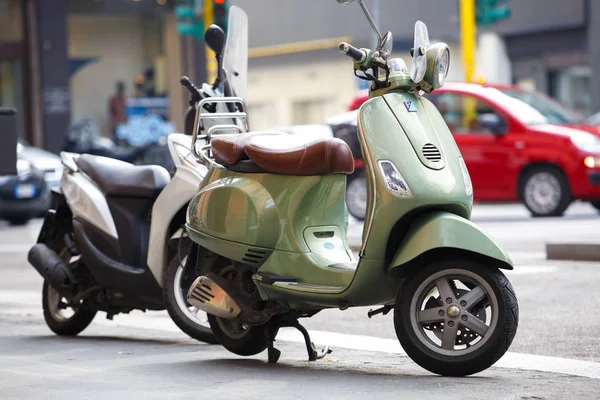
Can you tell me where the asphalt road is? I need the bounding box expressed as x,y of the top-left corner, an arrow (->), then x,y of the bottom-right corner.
1,201 -> 600,399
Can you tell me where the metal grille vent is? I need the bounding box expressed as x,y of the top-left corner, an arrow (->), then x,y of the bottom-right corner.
422,144 -> 442,162
242,248 -> 268,265
190,281 -> 213,304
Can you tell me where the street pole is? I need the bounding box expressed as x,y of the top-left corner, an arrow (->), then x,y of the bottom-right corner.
204,0 -> 218,85
460,0 -> 476,83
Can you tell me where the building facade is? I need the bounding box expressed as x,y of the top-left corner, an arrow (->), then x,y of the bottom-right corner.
1,0 -> 599,151
0,0 -> 206,152
231,0 -> 600,128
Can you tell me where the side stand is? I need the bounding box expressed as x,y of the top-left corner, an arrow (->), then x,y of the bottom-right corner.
292,320 -> 332,361
265,319 -> 332,363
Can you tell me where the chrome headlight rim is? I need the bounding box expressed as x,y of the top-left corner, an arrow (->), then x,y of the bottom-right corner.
431,44 -> 450,89
421,43 -> 450,92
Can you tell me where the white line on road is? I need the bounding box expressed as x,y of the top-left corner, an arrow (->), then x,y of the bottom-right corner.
2,289 -> 599,380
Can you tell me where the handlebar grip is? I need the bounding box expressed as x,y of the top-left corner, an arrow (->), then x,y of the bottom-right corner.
180,76 -> 196,92
339,42 -> 366,63
180,76 -> 203,105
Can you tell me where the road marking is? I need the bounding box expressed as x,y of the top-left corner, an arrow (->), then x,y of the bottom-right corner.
2,289 -> 599,379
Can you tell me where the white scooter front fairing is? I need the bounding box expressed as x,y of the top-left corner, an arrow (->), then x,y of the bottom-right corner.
147,133 -> 208,285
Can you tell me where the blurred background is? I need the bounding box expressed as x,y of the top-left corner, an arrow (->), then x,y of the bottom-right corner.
0,0 -> 597,147
1,0 -> 600,223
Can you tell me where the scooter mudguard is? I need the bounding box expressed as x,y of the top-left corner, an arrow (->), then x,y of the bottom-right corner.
389,211 -> 513,271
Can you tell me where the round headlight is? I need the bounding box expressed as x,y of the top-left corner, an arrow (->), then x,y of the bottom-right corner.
421,43 -> 450,92
435,46 -> 450,86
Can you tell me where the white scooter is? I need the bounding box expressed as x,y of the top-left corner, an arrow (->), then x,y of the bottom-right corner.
27,14 -> 248,342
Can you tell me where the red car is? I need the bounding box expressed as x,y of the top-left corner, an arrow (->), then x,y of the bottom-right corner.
349,82 -> 600,217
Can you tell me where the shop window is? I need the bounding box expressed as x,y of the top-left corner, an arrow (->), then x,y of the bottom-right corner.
0,0 -> 22,42
427,93 -> 506,134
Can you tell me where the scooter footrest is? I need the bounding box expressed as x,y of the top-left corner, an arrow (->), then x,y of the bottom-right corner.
255,272 -> 298,285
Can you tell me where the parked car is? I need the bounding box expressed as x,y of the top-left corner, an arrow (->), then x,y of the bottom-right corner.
0,157 -> 49,225
349,82 -> 600,217
18,138 -> 63,189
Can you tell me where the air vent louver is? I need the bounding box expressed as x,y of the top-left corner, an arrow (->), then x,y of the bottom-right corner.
422,144 -> 442,162
242,248 -> 268,265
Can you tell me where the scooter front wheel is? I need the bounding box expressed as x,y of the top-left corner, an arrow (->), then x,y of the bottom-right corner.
394,259 -> 518,376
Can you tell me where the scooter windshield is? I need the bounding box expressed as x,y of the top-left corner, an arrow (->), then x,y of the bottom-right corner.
410,20 -> 429,83
223,6 -> 249,100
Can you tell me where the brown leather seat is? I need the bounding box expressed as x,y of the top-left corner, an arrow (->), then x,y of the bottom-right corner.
244,135 -> 355,176
211,132 -> 282,165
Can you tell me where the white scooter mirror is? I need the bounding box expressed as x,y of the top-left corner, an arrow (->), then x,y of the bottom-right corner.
223,6 -> 249,99
410,20 -> 430,83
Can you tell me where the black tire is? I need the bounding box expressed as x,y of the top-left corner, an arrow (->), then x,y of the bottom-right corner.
520,165 -> 571,217
206,260 -> 269,356
346,170 -> 367,221
207,313 -> 269,356
591,201 -> 600,212
163,239 -> 218,344
7,216 -> 31,226
42,280 -> 96,336
394,259 -> 519,377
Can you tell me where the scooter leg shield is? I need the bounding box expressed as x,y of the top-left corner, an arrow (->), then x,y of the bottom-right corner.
389,211 -> 513,271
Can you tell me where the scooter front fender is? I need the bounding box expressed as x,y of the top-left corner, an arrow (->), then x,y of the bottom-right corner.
389,211 -> 513,271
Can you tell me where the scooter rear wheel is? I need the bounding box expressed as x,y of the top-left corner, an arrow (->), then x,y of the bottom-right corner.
42,280 -> 96,336
207,262 -> 269,356
394,259 -> 518,376
163,239 -> 218,344
207,314 -> 269,356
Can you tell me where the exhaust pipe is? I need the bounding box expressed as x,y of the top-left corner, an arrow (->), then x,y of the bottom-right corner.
28,243 -> 75,295
187,273 -> 242,320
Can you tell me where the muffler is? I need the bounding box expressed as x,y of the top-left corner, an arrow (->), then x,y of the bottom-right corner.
28,243 -> 75,295
187,273 -> 242,320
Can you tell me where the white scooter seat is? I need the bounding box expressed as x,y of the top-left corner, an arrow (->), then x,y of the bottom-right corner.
75,154 -> 170,198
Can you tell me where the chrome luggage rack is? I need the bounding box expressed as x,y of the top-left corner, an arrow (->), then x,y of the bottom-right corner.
191,97 -> 250,166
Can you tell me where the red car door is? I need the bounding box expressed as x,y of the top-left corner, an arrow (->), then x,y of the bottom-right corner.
428,92 -> 518,201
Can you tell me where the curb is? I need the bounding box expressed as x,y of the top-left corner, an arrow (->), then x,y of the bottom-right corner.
546,243 -> 600,262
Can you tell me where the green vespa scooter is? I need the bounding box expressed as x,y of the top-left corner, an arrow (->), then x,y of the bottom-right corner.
184,1 -> 518,377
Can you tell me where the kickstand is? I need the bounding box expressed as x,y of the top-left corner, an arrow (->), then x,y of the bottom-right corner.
292,320 -> 332,362
265,327 -> 281,364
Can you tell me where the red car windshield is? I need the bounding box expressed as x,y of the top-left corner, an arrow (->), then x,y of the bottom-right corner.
498,89 -> 589,126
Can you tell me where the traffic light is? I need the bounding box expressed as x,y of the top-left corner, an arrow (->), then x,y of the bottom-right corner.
176,0 -> 204,39
213,0 -> 228,32
476,0 -> 511,26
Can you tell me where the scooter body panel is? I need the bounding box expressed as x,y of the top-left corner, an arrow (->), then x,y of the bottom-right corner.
356,93 -> 473,260
61,170 -> 118,239
187,168 -> 349,252
186,167 -> 355,292
390,211 -> 513,270
147,134 -> 208,285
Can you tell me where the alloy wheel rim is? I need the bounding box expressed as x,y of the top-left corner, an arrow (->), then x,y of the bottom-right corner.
524,172 -> 561,215
174,256 -> 211,329
47,285 -> 77,322
409,268 -> 499,357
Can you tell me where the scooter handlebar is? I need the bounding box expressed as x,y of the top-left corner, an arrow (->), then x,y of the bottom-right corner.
339,42 -> 367,63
